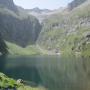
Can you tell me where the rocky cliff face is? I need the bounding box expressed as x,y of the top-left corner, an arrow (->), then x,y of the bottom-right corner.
0,0 -> 41,47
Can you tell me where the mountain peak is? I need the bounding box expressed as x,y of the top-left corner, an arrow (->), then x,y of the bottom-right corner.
29,7 -> 51,14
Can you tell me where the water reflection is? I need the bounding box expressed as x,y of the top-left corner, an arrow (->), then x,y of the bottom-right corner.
0,56 -> 90,90
0,55 -> 6,72
3,56 -> 42,85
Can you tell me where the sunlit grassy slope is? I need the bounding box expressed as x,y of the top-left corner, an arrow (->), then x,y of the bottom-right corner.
37,1 -> 90,57
6,42 -> 41,56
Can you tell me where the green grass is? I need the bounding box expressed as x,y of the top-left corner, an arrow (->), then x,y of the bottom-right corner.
18,86 -> 46,90
0,72 -> 19,88
25,45 -> 41,55
6,42 -> 41,56
0,72 -> 46,90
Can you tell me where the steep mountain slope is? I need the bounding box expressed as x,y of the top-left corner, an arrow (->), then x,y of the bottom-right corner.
0,0 -> 41,47
37,0 -> 90,56
68,0 -> 87,10
0,34 -> 8,55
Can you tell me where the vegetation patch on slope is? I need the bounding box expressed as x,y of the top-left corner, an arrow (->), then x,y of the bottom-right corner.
6,42 -> 41,56
37,0 -> 90,57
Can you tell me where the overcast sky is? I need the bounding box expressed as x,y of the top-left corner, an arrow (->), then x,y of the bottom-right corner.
13,0 -> 73,10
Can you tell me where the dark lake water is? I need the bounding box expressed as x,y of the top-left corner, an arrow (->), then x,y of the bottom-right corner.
0,55 -> 90,90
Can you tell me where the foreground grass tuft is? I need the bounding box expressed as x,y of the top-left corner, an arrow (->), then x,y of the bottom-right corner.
0,72 -> 46,90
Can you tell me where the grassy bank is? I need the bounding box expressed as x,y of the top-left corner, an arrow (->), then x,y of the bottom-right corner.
0,72 -> 46,90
